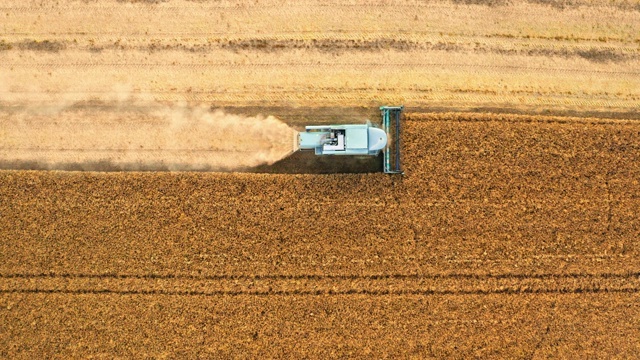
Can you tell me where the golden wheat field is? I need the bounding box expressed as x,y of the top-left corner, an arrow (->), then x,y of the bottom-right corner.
1,0 -> 640,358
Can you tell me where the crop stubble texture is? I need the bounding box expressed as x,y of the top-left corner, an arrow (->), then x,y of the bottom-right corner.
1,113 -> 639,357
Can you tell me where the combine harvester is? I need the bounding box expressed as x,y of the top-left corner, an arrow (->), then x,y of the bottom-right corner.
297,106 -> 404,174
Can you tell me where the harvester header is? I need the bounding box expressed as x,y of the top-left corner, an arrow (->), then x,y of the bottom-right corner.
380,105 -> 403,174
296,105 -> 404,174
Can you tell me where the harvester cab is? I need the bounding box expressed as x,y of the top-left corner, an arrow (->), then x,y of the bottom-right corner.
296,105 -> 404,174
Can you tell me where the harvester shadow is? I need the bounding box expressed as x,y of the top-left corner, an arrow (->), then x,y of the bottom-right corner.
248,150 -> 384,174
0,153 -> 383,174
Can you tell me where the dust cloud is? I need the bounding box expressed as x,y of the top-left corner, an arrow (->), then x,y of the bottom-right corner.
0,98 -> 299,171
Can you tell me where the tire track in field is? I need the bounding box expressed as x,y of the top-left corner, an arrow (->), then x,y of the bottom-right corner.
3,288 -> 638,296
2,272 -> 639,296
6,63 -> 640,75
2,1 -> 638,13
2,88 -> 637,101
3,271 -> 638,280
3,35 -> 637,62
1,30 -> 636,43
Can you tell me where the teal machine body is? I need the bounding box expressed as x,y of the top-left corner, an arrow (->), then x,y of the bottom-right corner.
297,105 -> 403,174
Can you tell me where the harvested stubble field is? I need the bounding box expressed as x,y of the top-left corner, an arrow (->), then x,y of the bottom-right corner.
2,0 -> 640,358
1,0 -> 639,117
2,113 -> 640,357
